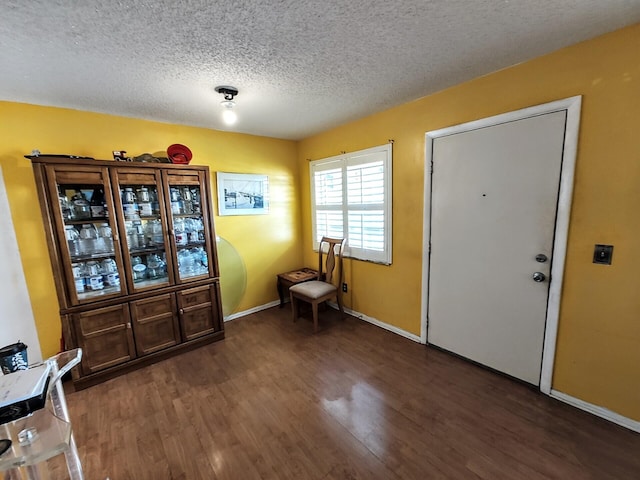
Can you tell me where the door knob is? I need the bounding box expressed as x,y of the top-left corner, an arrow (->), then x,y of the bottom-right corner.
532,272 -> 546,282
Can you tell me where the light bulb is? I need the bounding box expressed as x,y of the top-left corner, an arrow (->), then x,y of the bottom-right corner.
220,100 -> 237,125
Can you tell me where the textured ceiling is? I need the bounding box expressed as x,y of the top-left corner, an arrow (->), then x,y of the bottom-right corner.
1,1 -> 640,140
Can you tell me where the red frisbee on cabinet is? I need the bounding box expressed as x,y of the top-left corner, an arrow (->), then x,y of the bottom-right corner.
167,144 -> 192,164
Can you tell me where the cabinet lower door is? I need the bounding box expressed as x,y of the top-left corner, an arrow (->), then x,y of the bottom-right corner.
73,304 -> 136,374
130,293 -> 180,355
177,284 -> 222,341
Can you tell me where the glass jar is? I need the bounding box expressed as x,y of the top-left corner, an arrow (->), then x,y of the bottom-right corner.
97,223 -> 112,238
170,188 -> 183,214
93,223 -> 112,253
174,218 -> 187,245
191,188 -> 201,214
65,226 -> 80,256
132,262 -> 147,282
178,249 -> 194,276
150,189 -> 160,214
79,224 -> 97,254
71,191 -> 91,219
122,187 -> 139,220
145,219 -> 164,245
72,263 -> 86,293
146,254 -> 163,279
182,187 -> 193,214
123,187 -> 136,204
101,258 -> 116,273
137,187 -> 152,216
87,274 -> 104,291
59,195 -> 73,220
80,224 -> 97,239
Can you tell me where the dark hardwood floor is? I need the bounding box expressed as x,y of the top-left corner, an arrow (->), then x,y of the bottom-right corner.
54,307 -> 640,479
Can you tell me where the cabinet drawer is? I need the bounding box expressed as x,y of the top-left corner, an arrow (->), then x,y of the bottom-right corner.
132,294 -> 175,319
179,287 -> 212,309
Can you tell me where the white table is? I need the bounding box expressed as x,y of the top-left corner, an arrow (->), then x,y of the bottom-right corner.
0,349 -> 84,480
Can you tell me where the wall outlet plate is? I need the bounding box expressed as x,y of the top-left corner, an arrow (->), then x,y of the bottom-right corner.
342,283 -> 348,292
593,244 -> 613,265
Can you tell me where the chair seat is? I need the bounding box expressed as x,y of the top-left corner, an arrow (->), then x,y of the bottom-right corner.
290,280 -> 336,300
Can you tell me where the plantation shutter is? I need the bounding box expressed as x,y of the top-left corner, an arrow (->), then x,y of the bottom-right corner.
310,144 -> 391,264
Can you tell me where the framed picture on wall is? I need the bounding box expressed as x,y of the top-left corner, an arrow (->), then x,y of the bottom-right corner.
216,172 -> 269,216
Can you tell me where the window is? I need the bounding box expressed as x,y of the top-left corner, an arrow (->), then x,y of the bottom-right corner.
310,144 -> 392,264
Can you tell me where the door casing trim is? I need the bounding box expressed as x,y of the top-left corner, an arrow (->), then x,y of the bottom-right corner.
421,96 -> 582,394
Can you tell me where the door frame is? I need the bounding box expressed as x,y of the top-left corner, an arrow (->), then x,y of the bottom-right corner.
421,96 -> 582,393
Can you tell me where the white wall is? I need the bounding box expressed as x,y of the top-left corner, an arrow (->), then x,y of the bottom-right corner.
0,166 -> 42,364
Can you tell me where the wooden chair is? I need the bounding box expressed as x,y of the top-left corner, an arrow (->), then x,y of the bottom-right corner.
289,237 -> 345,332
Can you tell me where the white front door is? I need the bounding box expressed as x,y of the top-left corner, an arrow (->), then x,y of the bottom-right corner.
426,108 -> 570,386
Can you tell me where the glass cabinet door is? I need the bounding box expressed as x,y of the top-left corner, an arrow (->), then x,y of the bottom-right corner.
111,169 -> 175,292
47,166 -> 126,305
164,171 -> 214,282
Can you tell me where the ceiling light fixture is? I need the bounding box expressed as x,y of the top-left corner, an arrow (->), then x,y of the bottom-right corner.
215,85 -> 239,125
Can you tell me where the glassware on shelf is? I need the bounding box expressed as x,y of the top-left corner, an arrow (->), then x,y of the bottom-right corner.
124,221 -> 136,249
196,218 -> 205,242
79,224 -> 98,255
79,224 -> 97,239
70,191 -> 91,220
150,188 -> 160,215
137,187 -> 153,216
186,217 -> 205,244
72,258 -> 119,295
131,256 -> 146,282
85,261 -> 104,291
177,249 -> 194,276
190,187 -> 202,214
125,220 -> 145,250
182,187 -> 193,214
96,223 -> 114,253
122,187 -> 139,220
59,194 -> 73,220
177,247 -> 208,278
100,258 -> 116,273
170,188 -> 183,214
174,218 -> 188,246
146,254 -> 166,280
71,262 -> 85,293
145,219 -> 164,246
90,188 -> 106,218
65,226 -> 81,256
100,258 -> 120,287
134,220 -> 146,248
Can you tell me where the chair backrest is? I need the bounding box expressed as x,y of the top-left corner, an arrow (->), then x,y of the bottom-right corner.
318,237 -> 345,286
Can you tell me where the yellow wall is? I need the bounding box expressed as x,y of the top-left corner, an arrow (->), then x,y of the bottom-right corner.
298,24 -> 640,421
0,103 -> 302,359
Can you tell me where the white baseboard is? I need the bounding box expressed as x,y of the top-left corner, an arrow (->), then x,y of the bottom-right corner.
340,305 -> 422,343
229,299 -> 422,343
550,389 -> 640,433
223,300 -> 281,322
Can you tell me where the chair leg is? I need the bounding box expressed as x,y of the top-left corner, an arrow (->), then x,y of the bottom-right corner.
337,294 -> 345,319
312,302 -> 319,333
291,293 -> 298,322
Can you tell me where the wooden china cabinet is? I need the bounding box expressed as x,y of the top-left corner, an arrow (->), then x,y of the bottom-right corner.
30,156 -> 224,389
